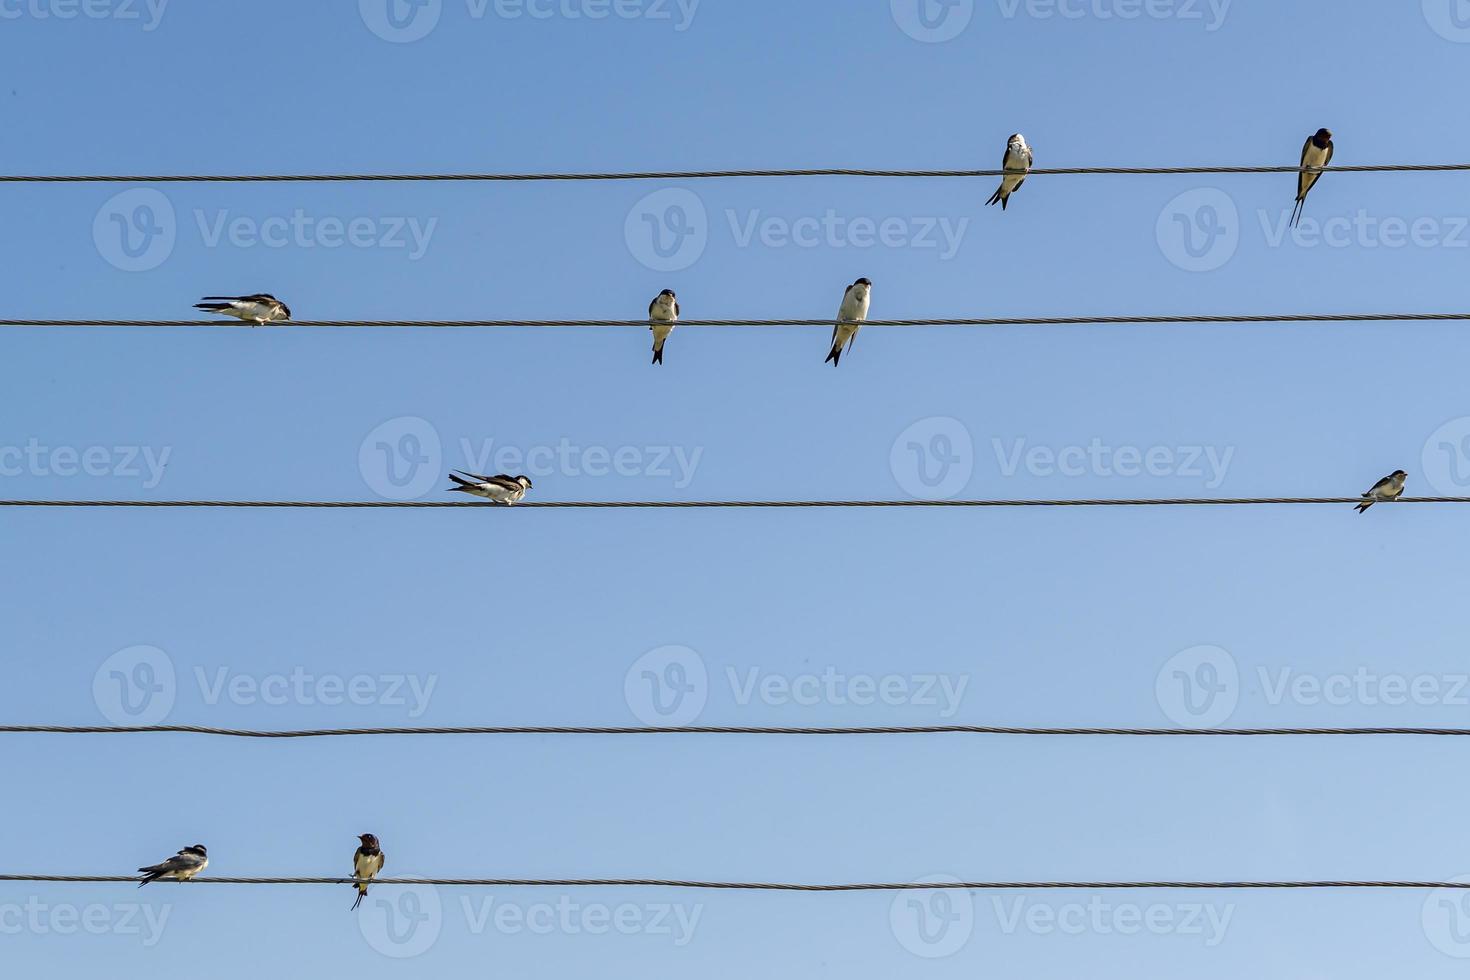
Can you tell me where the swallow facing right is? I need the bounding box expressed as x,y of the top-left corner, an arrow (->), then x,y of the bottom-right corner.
825,278 -> 872,367
1354,469 -> 1407,513
986,133 -> 1033,211
649,289 -> 679,365
1291,128 -> 1334,228
194,294 -> 291,326
351,834 -> 385,911
137,844 -> 208,887
446,471 -> 533,504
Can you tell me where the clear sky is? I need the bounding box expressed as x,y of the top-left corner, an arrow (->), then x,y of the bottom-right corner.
5,1 -> 1470,976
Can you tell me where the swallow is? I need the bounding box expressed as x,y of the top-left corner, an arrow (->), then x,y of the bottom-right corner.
649,289 -> 679,365
825,278 -> 872,367
137,844 -> 208,887
446,471 -> 533,504
986,133 -> 1033,211
194,294 -> 291,326
1291,128 -> 1334,228
1354,469 -> 1407,513
351,834 -> 385,911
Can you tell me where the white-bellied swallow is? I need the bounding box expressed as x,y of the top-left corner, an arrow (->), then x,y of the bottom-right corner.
1292,128 -> 1334,228
137,845 -> 208,887
1354,469 -> 1406,513
351,834 -> 385,911
194,294 -> 291,326
447,471 -> 533,504
649,289 -> 679,365
825,278 -> 872,367
986,133 -> 1033,211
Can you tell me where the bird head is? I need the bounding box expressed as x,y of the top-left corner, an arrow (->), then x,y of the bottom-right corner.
359,834 -> 380,849
517,476 -> 533,489
1391,470 -> 1407,480
1314,128 -> 1333,143
853,278 -> 872,294
186,845 -> 207,857
659,289 -> 676,300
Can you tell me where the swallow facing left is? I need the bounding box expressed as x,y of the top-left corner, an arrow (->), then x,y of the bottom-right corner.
1291,128 -> 1334,228
137,845 -> 208,887
351,834 -> 385,911
825,278 -> 872,367
1354,469 -> 1407,513
986,133 -> 1033,211
194,294 -> 291,326
446,471 -> 534,504
649,289 -> 679,366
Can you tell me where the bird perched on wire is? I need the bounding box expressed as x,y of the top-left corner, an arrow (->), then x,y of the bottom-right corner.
137,845 -> 208,887
194,294 -> 291,326
1291,128 -> 1334,228
1354,469 -> 1406,513
649,289 -> 679,365
825,278 -> 872,367
351,834 -> 385,911
986,133 -> 1033,211
446,471 -> 534,504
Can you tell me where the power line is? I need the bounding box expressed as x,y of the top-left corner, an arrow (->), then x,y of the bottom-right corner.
5,312 -> 1470,329
0,498 -> 1464,509
7,724 -> 1470,738
3,163 -> 1470,183
1,874 -> 1467,891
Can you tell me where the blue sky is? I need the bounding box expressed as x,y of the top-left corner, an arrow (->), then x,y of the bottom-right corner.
6,1 -> 1470,976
